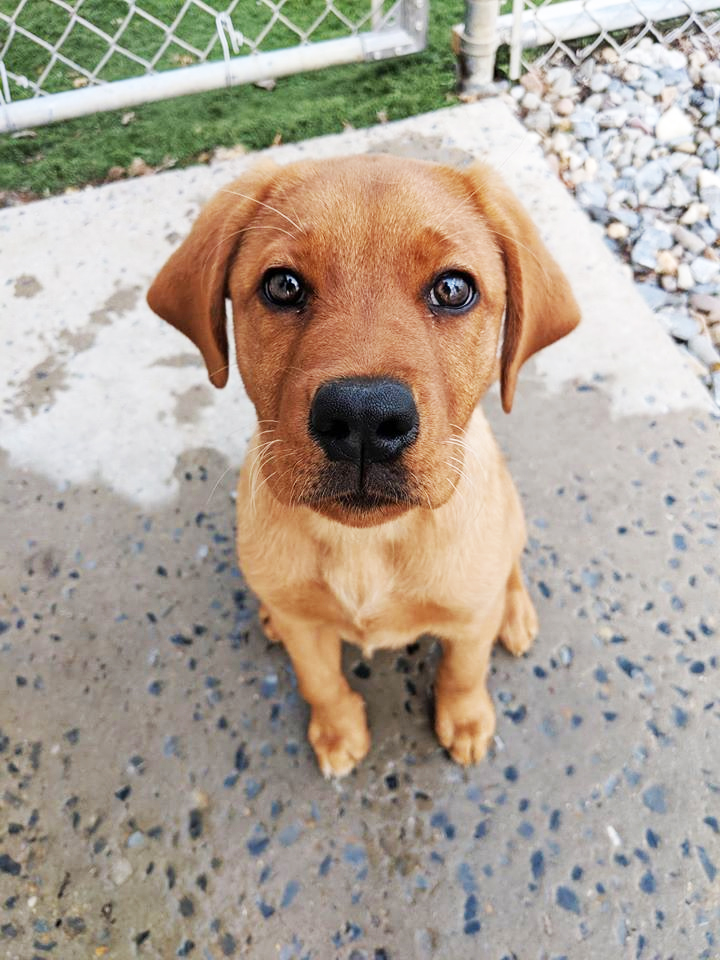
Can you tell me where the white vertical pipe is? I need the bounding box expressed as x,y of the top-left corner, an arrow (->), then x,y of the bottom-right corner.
459,0 -> 500,91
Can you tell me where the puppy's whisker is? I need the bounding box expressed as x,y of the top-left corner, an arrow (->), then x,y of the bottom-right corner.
445,453 -> 469,479
208,363 -> 230,381
446,465 -> 480,523
206,463 -> 236,506
442,438 -> 479,467
220,189 -> 303,232
417,478 -> 434,511
251,437 -> 282,454
288,469 -> 306,510
446,427 -> 487,474
235,223 -> 299,241
253,469 -> 278,502
486,228 -> 550,281
249,442 -> 282,514
201,224 -> 298,277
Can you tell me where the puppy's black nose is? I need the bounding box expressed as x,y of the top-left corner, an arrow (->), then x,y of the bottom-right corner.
310,377 -> 418,465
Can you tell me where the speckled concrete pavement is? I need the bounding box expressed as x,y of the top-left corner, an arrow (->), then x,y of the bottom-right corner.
1,101 -> 719,960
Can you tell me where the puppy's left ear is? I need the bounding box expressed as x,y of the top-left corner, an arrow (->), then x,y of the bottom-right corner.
147,161 -> 278,388
464,163 -> 581,412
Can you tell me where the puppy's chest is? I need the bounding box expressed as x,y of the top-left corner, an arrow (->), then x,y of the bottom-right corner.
314,538 -> 455,650
322,543 -> 394,627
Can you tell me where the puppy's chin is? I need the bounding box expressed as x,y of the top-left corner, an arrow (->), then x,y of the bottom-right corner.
309,495 -> 414,528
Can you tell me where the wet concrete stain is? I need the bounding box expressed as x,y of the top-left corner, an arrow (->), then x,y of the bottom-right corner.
0,383 -> 718,959
8,285 -> 143,419
173,384 -> 214,425
13,274 -> 43,298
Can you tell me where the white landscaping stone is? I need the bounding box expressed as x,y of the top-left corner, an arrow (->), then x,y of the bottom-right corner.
655,106 -> 695,143
690,257 -> 720,285
676,263 -> 695,290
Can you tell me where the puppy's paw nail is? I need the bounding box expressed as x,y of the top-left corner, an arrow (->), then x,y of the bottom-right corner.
309,694 -> 370,778
444,722 -> 493,766
435,697 -> 495,767
257,604 -> 281,643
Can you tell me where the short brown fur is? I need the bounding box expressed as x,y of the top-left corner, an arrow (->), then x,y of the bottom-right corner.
148,154 -> 580,776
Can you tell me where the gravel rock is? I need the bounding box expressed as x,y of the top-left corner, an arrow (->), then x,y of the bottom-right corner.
657,308 -> 700,340
688,332 -> 720,366
509,37 -> 720,402
635,282 -> 669,310
607,221 -> 630,240
522,91 -> 543,112
547,65 -> 574,95
631,227 -> 674,269
598,108 -> 629,129
702,62 -> 720,85
525,109 -> 554,134
673,223 -> 707,254
690,256 -> 720,284
591,72 -> 612,93
690,292 -> 720,320
635,160 -> 667,195
677,263 -> 695,290
656,249 -> 679,275
521,71 -> 545,95
577,181 -> 609,208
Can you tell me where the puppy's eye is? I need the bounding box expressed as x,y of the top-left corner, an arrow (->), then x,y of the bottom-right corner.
262,269 -> 306,307
428,271 -> 477,312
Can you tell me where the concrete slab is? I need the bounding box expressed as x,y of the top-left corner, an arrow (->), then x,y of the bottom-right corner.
1,101 -> 719,960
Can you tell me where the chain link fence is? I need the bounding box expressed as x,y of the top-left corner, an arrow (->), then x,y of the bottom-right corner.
502,0 -> 720,78
458,0 -> 719,87
0,0 -> 428,132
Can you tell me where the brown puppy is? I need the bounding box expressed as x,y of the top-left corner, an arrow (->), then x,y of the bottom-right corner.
148,154 -> 580,777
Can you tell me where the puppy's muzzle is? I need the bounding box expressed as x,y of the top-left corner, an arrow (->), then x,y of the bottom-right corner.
309,377 -> 418,467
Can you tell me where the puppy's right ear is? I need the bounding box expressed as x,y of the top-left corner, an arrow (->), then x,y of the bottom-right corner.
147,162 -> 278,388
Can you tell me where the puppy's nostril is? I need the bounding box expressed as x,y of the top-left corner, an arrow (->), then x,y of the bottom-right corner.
377,416 -> 405,441
322,419 -> 350,441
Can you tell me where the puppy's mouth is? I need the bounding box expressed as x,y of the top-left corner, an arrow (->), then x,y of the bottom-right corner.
302,462 -> 418,514
336,490 -> 408,511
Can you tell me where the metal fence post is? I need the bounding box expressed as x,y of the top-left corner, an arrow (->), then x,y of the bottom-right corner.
455,0 -> 500,94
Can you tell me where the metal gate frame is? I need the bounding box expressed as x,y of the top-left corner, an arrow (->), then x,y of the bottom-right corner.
0,1 -> 428,134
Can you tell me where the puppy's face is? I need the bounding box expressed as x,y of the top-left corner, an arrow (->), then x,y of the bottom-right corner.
228,160 -> 505,525
148,156 -> 579,527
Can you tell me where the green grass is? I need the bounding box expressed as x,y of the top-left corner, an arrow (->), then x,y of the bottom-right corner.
0,1 -> 469,199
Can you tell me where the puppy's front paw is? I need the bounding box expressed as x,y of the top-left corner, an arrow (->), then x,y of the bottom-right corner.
435,690 -> 496,766
308,691 -> 370,778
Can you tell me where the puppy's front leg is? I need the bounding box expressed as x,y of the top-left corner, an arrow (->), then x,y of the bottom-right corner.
266,608 -> 370,778
434,595 -> 505,765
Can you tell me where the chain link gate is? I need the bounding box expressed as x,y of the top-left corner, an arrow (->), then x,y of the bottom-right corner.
0,0 -> 428,133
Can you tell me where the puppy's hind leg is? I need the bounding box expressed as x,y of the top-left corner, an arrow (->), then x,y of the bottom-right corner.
498,560 -> 538,657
